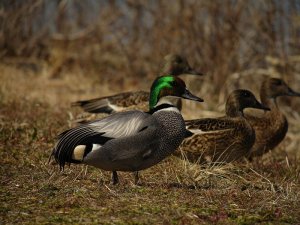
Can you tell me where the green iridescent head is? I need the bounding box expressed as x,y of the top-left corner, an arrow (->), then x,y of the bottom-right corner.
149,75 -> 203,110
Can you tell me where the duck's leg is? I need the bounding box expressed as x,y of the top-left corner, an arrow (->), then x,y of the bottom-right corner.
134,171 -> 139,185
112,171 -> 119,185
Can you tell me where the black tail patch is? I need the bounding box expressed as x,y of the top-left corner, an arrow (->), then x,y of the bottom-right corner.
53,127 -> 113,170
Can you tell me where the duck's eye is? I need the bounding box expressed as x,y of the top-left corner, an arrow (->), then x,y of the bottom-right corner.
170,81 -> 177,87
176,58 -> 183,64
172,77 -> 186,89
274,80 -> 282,85
242,91 -> 250,97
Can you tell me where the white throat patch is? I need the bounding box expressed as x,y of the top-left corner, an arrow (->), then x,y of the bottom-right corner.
154,97 -> 180,113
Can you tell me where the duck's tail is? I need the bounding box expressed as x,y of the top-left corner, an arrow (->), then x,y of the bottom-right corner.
52,142 -> 101,170
51,126 -> 106,170
72,91 -> 149,114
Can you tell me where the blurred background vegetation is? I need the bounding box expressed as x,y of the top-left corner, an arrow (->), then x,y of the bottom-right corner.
1,0 -> 300,104
1,2 -> 300,223
0,0 -> 300,83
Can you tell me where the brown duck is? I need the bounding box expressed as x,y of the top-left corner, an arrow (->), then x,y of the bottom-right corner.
72,54 -> 203,114
174,89 -> 270,164
246,77 -> 300,158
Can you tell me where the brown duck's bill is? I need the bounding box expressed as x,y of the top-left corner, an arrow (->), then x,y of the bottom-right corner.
254,101 -> 270,111
287,87 -> 300,97
186,68 -> 204,76
181,89 -> 204,102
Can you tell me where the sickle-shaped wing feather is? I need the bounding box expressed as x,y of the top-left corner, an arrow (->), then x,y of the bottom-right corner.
88,111 -> 151,138
54,111 -> 154,169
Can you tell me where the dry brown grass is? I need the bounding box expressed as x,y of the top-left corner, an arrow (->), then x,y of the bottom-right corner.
1,1 -> 300,224
1,62 -> 300,224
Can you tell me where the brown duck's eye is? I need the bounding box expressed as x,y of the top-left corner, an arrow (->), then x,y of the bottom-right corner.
242,91 -> 251,97
274,80 -> 282,85
176,58 -> 183,64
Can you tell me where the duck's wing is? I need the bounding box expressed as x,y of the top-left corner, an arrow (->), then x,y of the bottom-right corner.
71,112 -> 108,124
185,117 -> 236,132
72,91 -> 149,114
100,123 -> 159,162
53,110 -> 157,169
180,117 -> 251,163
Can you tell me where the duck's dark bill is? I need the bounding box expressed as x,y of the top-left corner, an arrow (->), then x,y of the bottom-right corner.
287,88 -> 300,97
181,89 -> 204,102
187,68 -> 204,76
255,101 -> 270,111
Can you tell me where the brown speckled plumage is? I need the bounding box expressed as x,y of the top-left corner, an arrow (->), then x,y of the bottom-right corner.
73,91 -> 149,114
174,89 -> 269,164
246,77 -> 300,157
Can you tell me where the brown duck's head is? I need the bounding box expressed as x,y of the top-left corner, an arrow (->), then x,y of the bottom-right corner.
161,54 -> 203,76
262,77 -> 300,98
226,89 -> 270,117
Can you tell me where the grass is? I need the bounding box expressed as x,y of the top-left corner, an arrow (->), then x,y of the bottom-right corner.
1,63 -> 300,224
